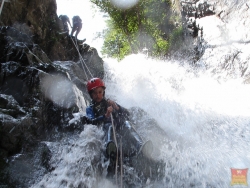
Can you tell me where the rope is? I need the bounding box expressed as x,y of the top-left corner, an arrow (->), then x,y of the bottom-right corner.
24,44 -> 52,64
69,36 -> 94,80
70,37 -> 89,79
110,113 -> 119,186
0,0 -> 8,17
120,137 -> 123,188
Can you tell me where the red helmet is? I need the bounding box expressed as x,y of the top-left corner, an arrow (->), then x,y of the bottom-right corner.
87,78 -> 105,93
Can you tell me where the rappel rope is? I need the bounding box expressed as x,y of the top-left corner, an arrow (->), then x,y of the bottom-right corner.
120,137 -> 123,188
24,44 -> 52,64
110,113 -> 119,186
71,36 -> 123,185
0,0 -> 10,17
70,36 -> 89,79
70,36 -> 94,80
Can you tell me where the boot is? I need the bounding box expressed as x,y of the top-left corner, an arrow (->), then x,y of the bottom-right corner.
103,124 -> 117,159
106,140 -> 117,178
106,140 -> 117,159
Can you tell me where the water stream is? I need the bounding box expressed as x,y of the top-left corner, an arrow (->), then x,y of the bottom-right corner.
103,54 -> 250,187
32,55 -> 250,188
31,0 -> 250,187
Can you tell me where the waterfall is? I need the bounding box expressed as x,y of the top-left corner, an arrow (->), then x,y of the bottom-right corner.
31,39 -> 250,188
33,0 -> 250,187
103,54 -> 250,187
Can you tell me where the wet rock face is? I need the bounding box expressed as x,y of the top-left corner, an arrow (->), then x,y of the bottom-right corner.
0,0 -> 104,160
0,26 -> 50,65
0,0 -> 104,66
0,29 -> 104,160
0,0 -> 58,56
0,61 -> 73,156
0,94 -> 37,155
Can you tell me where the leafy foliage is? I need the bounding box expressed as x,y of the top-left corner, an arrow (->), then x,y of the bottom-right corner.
91,0 -> 180,60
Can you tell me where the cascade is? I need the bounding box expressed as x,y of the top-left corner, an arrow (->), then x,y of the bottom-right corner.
31,0 -> 250,187
103,54 -> 250,187
32,54 -> 250,187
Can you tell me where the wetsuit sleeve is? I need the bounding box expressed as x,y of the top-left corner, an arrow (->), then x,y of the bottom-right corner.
111,103 -> 130,125
85,106 -> 105,125
117,104 -> 130,117
86,106 -> 95,119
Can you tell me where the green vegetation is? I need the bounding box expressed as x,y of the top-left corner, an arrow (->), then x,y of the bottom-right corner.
91,0 -> 183,60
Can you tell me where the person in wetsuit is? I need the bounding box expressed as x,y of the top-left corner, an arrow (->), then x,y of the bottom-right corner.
70,15 -> 82,39
85,78 -> 152,159
59,15 -> 72,34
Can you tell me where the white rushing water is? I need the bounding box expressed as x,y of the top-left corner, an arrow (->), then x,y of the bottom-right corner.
31,0 -> 250,187
103,54 -> 250,187
31,53 -> 250,187
33,45 -> 250,186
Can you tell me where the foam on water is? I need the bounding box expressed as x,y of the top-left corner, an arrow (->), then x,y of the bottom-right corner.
31,125 -> 119,188
31,54 -> 250,187
103,54 -> 250,187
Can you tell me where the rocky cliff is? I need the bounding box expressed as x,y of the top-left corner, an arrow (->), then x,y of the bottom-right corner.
0,0 -> 105,63
0,0 -> 105,185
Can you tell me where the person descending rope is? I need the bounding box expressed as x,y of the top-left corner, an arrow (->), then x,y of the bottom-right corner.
70,15 -> 82,40
59,15 -> 72,35
82,78 -> 153,176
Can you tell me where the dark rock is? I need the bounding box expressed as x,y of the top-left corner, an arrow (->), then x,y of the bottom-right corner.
0,3 -> 104,185
0,0 -> 102,187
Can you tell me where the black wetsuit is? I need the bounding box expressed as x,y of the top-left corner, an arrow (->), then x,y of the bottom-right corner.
85,98 -> 143,156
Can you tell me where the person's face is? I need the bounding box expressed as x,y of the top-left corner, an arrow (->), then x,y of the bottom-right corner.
91,87 -> 104,102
